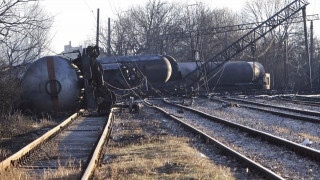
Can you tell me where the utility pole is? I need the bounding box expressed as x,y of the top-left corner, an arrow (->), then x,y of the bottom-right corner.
302,7 -> 312,90
96,8 -> 100,47
284,31 -> 288,88
107,17 -> 111,56
310,20 -> 314,87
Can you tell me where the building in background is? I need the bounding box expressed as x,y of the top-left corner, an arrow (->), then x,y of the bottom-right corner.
62,41 -> 82,59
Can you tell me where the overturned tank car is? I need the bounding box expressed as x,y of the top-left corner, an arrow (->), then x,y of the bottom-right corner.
97,55 -> 173,89
168,61 -> 270,91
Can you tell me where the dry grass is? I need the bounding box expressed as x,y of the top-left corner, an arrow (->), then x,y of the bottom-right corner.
271,126 -> 320,143
298,133 -> 320,143
271,126 -> 291,134
95,110 -> 235,180
0,77 -> 56,138
0,145 -> 82,180
0,163 -> 81,180
0,111 -> 56,138
102,136 -> 234,179
41,165 -> 81,180
0,148 -> 11,161
0,168 -> 33,180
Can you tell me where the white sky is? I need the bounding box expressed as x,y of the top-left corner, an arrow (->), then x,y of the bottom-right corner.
39,0 -> 320,54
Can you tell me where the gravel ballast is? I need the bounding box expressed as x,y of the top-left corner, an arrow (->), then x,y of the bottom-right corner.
153,99 -> 320,179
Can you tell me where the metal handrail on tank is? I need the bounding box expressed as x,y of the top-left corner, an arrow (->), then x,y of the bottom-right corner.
183,0 -> 309,90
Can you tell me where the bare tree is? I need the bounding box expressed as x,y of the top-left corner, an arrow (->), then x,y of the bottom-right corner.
0,0 -> 53,113
99,0 -> 240,62
241,0 -> 311,90
0,0 -> 52,71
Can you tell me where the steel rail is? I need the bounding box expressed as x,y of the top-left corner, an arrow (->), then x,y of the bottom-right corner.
146,100 -> 284,180
163,99 -> 320,161
212,98 -> 320,124
226,97 -> 320,117
294,95 -> 320,102
280,97 -> 320,107
0,108 -> 115,180
81,108 -> 115,180
0,110 -> 84,170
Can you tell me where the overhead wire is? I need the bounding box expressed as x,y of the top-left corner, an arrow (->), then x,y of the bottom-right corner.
210,62 -> 227,92
195,62 -> 227,92
131,60 -> 167,99
82,0 -> 97,21
108,47 -> 154,107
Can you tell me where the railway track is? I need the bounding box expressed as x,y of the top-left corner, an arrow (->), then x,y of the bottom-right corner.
146,99 -> 320,179
280,96 -> 320,107
212,97 -> 320,124
0,109 -> 115,179
227,97 -> 320,116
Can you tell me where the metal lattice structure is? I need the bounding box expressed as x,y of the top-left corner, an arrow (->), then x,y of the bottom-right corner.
183,0 -> 309,89
160,14 -> 318,39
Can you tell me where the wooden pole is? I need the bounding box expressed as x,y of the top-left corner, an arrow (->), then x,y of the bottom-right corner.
107,17 -> 111,56
96,8 -> 100,47
302,7 -> 312,90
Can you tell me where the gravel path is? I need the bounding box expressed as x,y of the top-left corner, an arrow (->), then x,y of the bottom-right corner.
152,100 -> 320,179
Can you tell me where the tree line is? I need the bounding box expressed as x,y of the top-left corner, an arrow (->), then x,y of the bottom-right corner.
98,0 -> 320,91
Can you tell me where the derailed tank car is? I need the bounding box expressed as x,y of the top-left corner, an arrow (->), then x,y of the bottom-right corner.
21,50 -> 270,114
21,53 -> 174,113
169,61 -> 270,90
22,56 -> 82,113
97,55 -> 172,89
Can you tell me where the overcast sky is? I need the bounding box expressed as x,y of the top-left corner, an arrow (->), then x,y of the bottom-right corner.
39,0 -> 320,54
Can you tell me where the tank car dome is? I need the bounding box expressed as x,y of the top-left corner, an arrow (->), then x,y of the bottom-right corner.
22,56 -> 82,113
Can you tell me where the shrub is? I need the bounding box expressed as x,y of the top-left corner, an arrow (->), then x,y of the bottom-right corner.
0,75 -> 21,114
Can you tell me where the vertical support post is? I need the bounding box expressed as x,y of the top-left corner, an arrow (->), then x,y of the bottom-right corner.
107,17 -> 111,56
284,30 -> 288,88
310,20 -> 314,87
251,43 -> 256,81
302,7 -> 312,90
96,8 -> 100,47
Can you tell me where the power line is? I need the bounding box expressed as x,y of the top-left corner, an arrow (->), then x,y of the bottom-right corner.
82,0 -> 96,21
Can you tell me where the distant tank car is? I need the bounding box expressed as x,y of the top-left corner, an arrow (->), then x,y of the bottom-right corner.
171,61 -> 270,90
